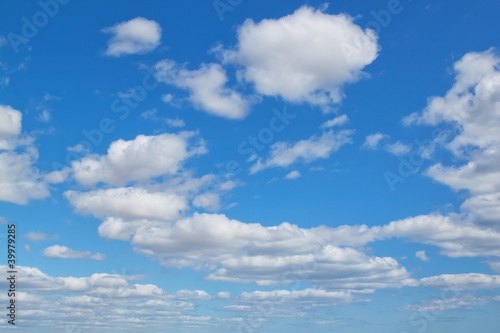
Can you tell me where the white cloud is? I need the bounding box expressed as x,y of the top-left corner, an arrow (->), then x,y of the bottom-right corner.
251,130 -> 354,173
130,213 -> 414,289
216,291 -> 230,299
192,191 -> 221,211
384,141 -> 411,156
415,250 -> 430,262
320,114 -> 349,129
362,133 -> 387,149
230,288 -> 371,317
487,261 -> 500,272
383,213 -> 500,258
403,50 -> 500,153
71,132 -> 206,186
0,105 -> 70,204
284,170 -> 301,180
36,109 -> 51,123
67,143 -> 89,153
155,60 -> 250,119
166,118 -> 185,128
402,50 -> 500,231
140,108 -> 158,120
66,172 -> 234,241
461,192 -> 500,227
103,17 -> 161,57
0,265 -> 215,331
65,187 -> 187,222
174,289 -> 211,301
0,105 -> 22,140
0,149 -> 51,204
221,6 -> 378,109
23,231 -> 50,241
362,133 -> 411,156
420,273 -> 500,290
41,245 -> 106,260
400,294 -> 494,312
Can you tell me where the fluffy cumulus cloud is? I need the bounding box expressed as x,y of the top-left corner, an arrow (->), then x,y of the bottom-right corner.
65,186 -> 192,241
0,105 -> 58,204
251,130 -> 354,173
154,60 -> 250,119
66,132 -> 235,241
71,132 -> 206,186
0,149 -> 50,204
65,187 -> 187,222
383,213 -> 500,258
0,104 -> 22,143
403,49 -> 500,230
221,6 -> 378,109
41,245 -> 106,260
130,213 -> 414,289
103,17 -> 161,57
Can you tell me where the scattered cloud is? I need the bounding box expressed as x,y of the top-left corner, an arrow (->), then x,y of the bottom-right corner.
362,133 -> 411,156
155,60 -> 250,119
320,115 -> 349,129
404,50 -> 500,231
251,130 -> 354,173
400,293 -> 496,312
362,133 -> 388,150
0,105 -> 22,141
35,109 -> 51,123
103,17 -> 161,57
165,118 -> 185,128
67,143 -> 90,153
284,170 -> 301,180
415,250 -> 430,262
23,231 -> 51,241
385,141 -> 412,156
41,245 -> 107,260
420,273 -> 500,290
383,213 -> 500,257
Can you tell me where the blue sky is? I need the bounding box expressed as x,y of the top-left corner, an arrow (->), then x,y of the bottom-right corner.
1,0 -> 500,331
